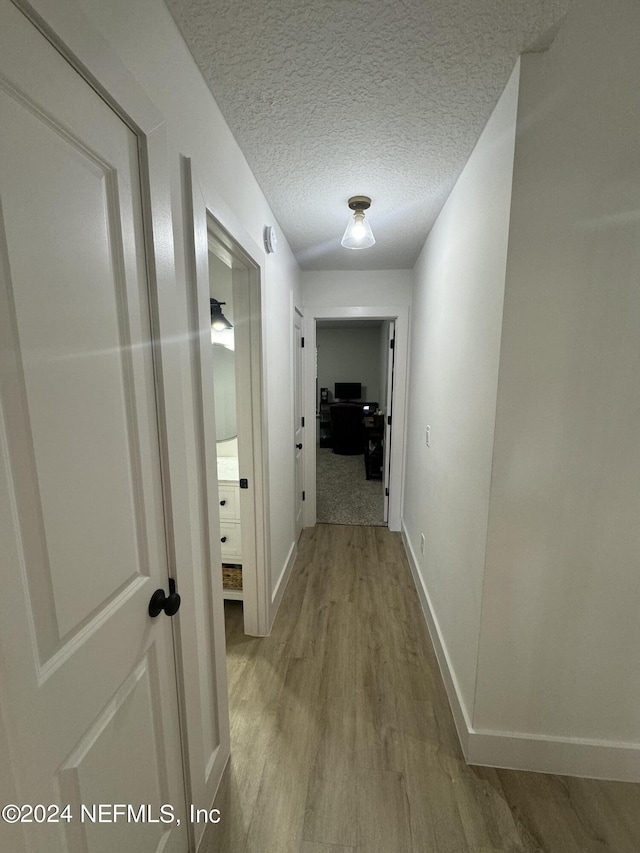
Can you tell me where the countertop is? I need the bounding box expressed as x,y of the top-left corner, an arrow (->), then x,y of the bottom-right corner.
217,455 -> 239,482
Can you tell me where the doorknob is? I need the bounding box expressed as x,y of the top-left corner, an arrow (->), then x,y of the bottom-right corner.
296,443 -> 303,449
148,578 -> 181,618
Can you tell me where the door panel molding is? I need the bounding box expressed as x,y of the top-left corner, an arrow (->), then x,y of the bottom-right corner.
0,83 -> 157,657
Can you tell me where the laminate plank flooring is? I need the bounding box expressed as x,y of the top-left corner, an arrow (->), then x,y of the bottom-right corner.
202,524 -> 640,852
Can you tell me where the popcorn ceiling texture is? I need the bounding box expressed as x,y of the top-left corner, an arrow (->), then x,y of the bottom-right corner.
165,0 -> 574,270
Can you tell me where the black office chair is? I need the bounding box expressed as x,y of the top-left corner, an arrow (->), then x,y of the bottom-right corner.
330,404 -> 364,455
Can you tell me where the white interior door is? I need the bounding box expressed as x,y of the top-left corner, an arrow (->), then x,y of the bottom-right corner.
293,308 -> 304,539
383,320 -> 396,523
0,4 -> 187,851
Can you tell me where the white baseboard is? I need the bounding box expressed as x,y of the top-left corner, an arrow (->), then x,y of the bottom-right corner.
400,520 -> 640,783
400,521 -> 472,757
270,539 -> 297,623
468,728 -> 640,782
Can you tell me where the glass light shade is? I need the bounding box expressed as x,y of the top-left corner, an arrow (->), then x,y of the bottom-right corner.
341,210 -> 375,250
211,316 -> 232,331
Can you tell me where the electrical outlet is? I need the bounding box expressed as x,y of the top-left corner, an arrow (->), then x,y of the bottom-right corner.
425,425 -> 431,447
420,533 -> 425,554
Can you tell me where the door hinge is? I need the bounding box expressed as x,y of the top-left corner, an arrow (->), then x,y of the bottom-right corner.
387,415 -> 392,426
385,487 -> 389,497
239,478 -> 249,489
390,338 -> 395,350
302,491 -> 306,501
301,416 -> 305,427
301,336 -> 305,347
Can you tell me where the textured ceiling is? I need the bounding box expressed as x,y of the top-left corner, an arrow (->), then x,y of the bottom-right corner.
165,0 -> 574,270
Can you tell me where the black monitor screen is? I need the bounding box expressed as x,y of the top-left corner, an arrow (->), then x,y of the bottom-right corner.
334,382 -> 362,400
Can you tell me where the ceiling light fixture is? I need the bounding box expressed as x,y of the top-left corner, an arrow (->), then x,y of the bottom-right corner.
210,298 -> 233,331
341,196 -> 375,250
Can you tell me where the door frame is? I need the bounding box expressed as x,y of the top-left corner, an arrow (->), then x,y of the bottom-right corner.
207,216 -> 271,638
382,319 -> 396,524
182,157 -> 272,638
303,305 -> 410,532
292,304 -> 305,542
6,0 -> 230,846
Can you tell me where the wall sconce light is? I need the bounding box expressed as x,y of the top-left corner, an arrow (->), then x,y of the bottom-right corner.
210,298 -> 233,331
341,196 -> 375,250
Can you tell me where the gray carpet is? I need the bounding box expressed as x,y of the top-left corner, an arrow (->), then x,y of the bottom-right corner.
316,447 -> 385,526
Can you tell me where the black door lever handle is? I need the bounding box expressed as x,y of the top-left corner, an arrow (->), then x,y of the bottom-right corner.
148,578 -> 181,618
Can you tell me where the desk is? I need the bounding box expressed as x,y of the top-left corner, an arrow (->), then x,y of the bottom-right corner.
319,401 -> 379,450
330,403 -> 364,455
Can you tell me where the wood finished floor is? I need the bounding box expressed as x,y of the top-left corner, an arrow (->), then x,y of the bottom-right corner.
203,524 -> 640,852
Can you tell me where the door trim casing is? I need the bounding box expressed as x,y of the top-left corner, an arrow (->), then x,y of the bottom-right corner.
206,212 -> 271,638
180,153 -> 271,638
292,303 -> 305,542
303,305 -> 410,532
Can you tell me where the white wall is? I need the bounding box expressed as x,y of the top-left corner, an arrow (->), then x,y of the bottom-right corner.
78,0 -> 302,618
404,0 -> 640,781
402,62 -> 520,729
317,326 -> 383,404
474,0 -> 640,753
302,270 -> 412,309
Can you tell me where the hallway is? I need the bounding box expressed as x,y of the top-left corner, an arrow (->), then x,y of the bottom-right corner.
205,525 -> 640,852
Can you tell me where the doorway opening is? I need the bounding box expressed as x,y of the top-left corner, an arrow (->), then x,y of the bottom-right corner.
315,319 -> 391,526
303,305 -> 409,533
206,219 -> 270,637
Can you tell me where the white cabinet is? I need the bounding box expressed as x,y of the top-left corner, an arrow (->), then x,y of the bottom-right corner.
218,458 -> 242,600
218,483 -> 240,521
220,515 -> 242,559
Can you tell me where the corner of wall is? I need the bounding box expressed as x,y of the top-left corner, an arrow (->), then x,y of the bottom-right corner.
402,521 -> 640,782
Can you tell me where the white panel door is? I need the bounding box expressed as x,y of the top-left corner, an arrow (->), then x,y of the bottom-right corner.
0,4 -> 187,852
383,320 -> 396,524
293,308 -> 304,539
